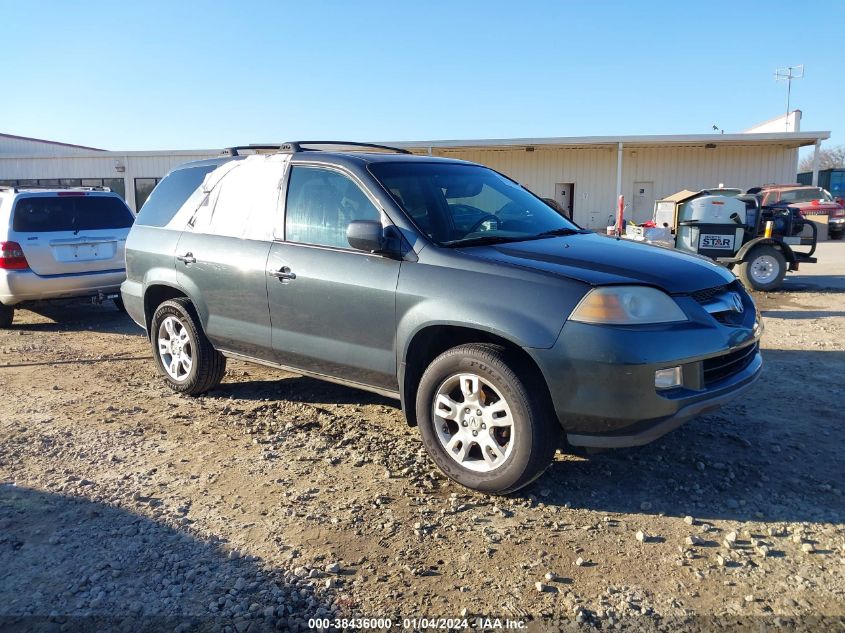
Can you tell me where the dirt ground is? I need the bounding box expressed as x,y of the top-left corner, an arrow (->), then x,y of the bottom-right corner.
1,251 -> 844,632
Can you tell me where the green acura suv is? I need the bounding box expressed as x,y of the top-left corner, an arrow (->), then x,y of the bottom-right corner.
122,142 -> 762,494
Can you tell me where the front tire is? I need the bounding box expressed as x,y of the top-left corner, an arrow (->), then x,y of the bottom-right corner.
737,245 -> 786,291
150,299 -> 226,395
415,343 -> 558,494
830,230 -> 843,241
0,303 -> 13,328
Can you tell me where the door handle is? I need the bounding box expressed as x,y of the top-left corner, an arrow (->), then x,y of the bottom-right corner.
176,252 -> 196,264
268,267 -> 296,281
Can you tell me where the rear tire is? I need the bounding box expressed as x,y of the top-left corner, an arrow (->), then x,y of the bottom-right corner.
830,230 -> 843,241
0,303 -> 13,328
737,245 -> 786,291
415,343 -> 559,495
113,297 -> 127,313
150,298 -> 226,395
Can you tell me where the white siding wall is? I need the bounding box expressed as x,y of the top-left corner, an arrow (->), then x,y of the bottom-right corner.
435,144 -> 799,228
0,152 -> 218,210
1,142 -> 800,222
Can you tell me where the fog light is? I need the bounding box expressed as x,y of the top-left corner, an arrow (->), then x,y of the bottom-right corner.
655,366 -> 682,389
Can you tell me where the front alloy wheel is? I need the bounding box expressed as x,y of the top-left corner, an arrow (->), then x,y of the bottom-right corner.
433,373 -> 514,472
416,343 -> 559,494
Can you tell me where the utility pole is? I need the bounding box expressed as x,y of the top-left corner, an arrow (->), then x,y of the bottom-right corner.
775,65 -> 804,131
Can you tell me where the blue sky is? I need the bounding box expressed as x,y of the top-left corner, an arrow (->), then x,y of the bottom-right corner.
3,0 -> 842,152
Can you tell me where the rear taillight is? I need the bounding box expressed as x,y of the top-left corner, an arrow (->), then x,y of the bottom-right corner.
0,241 -> 29,270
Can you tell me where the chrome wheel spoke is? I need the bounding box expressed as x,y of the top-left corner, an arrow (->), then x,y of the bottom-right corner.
435,394 -> 460,421
459,374 -> 481,400
485,400 -> 511,427
481,436 -> 505,465
163,318 -> 176,338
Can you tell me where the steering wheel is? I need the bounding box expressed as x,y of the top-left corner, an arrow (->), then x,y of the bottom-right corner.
467,213 -> 501,233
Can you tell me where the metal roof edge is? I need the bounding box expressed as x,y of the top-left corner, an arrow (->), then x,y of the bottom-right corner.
388,131 -> 831,149
0,149 -> 222,160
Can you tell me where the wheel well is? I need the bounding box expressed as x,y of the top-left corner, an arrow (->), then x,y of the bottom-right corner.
144,285 -> 187,334
401,325 -> 552,427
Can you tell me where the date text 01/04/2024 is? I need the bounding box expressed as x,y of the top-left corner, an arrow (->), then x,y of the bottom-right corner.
306,617 -> 528,630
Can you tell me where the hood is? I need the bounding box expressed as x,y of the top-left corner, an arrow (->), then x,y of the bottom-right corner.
463,233 -> 735,294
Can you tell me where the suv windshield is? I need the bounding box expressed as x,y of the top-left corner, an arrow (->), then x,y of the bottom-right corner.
12,195 -> 134,233
370,162 -> 582,246
778,188 -> 833,204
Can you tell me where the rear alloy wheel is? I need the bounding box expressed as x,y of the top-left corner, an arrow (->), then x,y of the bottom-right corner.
150,299 -> 226,395
737,245 -> 786,292
0,303 -> 13,328
416,343 -> 558,494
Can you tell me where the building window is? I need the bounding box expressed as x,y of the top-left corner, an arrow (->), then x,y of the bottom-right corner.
134,178 -> 161,211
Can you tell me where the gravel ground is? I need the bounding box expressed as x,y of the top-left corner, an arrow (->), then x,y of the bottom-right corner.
1,282 -> 844,632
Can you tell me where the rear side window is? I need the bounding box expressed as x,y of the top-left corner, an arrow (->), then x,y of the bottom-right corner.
135,165 -> 217,227
12,196 -> 134,232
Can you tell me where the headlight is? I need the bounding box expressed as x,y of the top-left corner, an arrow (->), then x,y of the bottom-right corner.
570,286 -> 688,325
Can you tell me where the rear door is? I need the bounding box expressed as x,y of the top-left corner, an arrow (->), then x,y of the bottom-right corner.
267,164 -> 401,389
175,154 -> 287,360
10,193 -> 133,275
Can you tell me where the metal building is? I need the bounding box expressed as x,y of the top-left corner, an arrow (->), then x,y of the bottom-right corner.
0,126 -> 830,228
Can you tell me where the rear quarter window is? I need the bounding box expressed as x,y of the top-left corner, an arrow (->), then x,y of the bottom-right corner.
12,195 -> 134,232
135,165 -> 218,227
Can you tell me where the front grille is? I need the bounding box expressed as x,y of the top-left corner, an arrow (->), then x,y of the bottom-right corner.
691,285 -> 730,304
702,343 -> 758,385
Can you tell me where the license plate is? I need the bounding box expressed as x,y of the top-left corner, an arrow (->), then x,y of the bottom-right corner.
699,234 -> 734,250
73,244 -> 99,258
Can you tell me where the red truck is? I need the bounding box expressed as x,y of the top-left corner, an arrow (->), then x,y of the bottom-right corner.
751,184 -> 845,240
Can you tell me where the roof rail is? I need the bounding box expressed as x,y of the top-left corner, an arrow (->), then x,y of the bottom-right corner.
220,144 -> 293,157
0,185 -> 111,193
220,142 -> 412,157
286,141 -> 412,155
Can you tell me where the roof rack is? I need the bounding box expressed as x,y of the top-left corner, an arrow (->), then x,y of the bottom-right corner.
220,144 -> 292,157
286,141 -> 412,155
0,185 -> 111,193
220,141 -> 412,157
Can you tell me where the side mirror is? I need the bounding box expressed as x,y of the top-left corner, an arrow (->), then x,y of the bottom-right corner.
346,220 -> 386,253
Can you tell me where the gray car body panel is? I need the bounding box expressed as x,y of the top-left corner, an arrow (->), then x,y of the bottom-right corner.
123,150 -> 762,447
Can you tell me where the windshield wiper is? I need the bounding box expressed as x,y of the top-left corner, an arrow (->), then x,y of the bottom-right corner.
443,235 -> 527,248
534,227 -> 588,237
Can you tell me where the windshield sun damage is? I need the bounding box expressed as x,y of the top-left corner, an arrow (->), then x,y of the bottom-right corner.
370,162 -> 583,247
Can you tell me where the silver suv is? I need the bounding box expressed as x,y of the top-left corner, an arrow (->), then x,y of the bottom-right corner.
122,142 -> 761,494
0,186 -> 134,327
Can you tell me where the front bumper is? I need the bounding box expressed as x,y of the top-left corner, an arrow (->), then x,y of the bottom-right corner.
0,268 -> 125,306
529,291 -> 762,448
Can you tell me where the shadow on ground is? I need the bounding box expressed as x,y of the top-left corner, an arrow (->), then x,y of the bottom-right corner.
211,375 -> 398,408
0,484 -> 336,632
6,300 -> 140,336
